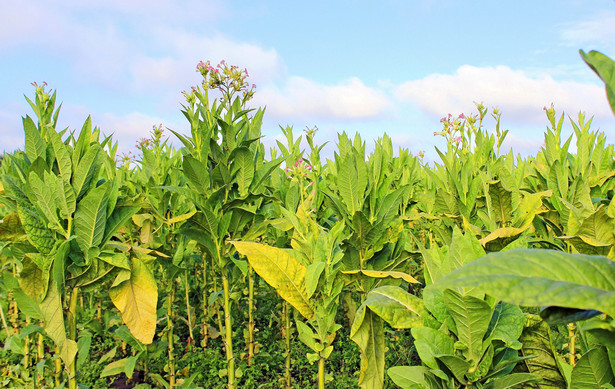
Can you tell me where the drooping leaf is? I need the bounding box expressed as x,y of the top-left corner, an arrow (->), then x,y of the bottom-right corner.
437,249 -> 615,318
350,307 -> 385,389
342,269 -> 420,284
580,50 -> 615,116
109,257 -> 158,344
231,241 -> 314,319
411,326 -> 455,370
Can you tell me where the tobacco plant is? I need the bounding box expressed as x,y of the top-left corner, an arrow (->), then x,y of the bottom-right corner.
0,84 -> 151,388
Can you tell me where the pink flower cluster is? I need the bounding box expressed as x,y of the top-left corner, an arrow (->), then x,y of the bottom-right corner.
285,158 -> 312,180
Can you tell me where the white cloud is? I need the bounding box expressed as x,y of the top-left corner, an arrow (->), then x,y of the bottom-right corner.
253,76 -> 392,121
395,64 -> 613,125
559,12 -> 615,49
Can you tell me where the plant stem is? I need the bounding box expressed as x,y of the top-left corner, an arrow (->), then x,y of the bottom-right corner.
67,287 -> 80,389
201,255 -> 209,348
0,299 -> 10,337
181,272 -> 193,347
24,316 -> 31,369
247,264 -> 254,366
168,282 -> 176,389
318,355 -> 326,389
284,301 -> 291,389
54,346 -> 62,387
568,322 -> 576,366
222,271 -> 235,389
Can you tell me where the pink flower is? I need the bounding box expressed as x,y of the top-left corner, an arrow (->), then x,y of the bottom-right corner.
458,113 -> 465,119
297,158 -> 303,163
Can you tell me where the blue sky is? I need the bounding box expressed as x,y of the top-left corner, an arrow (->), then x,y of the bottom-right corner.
2,0 -> 615,160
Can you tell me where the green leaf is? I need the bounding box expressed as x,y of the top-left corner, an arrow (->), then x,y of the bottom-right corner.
337,153 -> 367,215
183,155 -> 209,194
387,366 -> 430,389
437,249 -> 615,317
483,373 -> 542,389
77,331 -> 92,370
109,257 -> 158,344
518,315 -> 568,388
23,116 -> 47,163
102,203 -> 141,246
72,144 -> 101,201
295,320 -> 318,351
27,172 -> 61,230
570,346 -> 615,388
74,182 -> 108,254
231,241 -> 314,319
49,128 -> 72,182
231,147 -> 254,197
305,262 -> 325,300
486,302 -> 524,349
443,289 -> 492,364
362,285 -> 425,329
411,326 -> 455,370
580,50 -> 615,116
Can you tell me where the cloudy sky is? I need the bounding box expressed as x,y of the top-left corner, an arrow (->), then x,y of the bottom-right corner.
2,0 -> 615,160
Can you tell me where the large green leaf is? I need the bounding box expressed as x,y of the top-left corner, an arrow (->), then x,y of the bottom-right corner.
437,249 -> 615,317
337,153 -> 367,215
23,116 -> 46,163
27,171 -> 61,230
518,315 -> 567,388
231,241 -> 314,319
580,50 -> 615,116
71,144 -> 101,201
411,326 -> 454,370
570,346 -> 615,388
231,147 -> 254,198
483,373 -> 542,389
443,289 -> 492,365
74,182 -> 109,255
49,128 -> 72,182
182,155 -> 209,194
109,257 -> 158,344
387,366 -> 430,389
361,285 -> 425,329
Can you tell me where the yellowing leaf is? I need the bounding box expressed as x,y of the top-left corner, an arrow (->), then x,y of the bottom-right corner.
109,257 -> 158,344
342,269 -> 420,284
231,241 -> 314,319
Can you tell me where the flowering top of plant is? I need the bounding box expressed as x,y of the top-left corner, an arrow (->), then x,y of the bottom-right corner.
184,60 -> 256,106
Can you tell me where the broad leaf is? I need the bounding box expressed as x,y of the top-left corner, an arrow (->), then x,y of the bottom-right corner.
387,366 -> 430,389
361,285 -> 425,329
74,182 -> 108,254
437,249 -> 615,317
570,346 -> 615,388
109,257 -> 158,344
580,50 -> 615,116
350,307 -> 385,389
232,241 -> 314,319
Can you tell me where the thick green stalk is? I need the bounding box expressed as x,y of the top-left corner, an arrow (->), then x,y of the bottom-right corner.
168,283 -> 176,388
222,271 -> 235,389
318,355 -> 325,389
67,287 -> 80,389
247,265 -> 255,366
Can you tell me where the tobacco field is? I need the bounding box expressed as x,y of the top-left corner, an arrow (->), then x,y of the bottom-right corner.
1,50 -> 615,389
